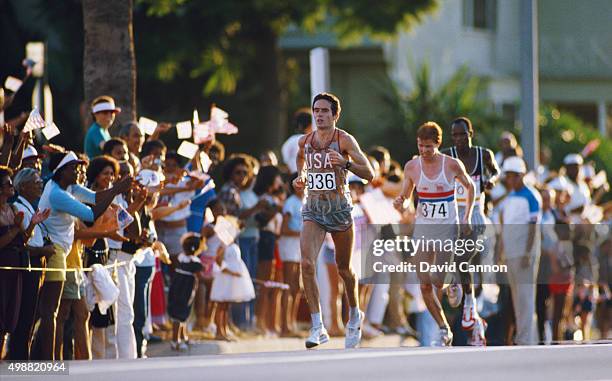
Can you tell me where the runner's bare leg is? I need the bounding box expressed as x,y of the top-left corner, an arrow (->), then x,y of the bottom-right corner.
417,252 -> 449,328
331,226 -> 358,309
301,221 -> 327,313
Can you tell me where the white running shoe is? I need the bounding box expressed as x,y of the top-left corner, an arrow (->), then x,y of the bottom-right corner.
469,318 -> 487,347
203,323 -> 217,335
171,341 -> 189,352
461,300 -> 478,331
432,327 -> 453,347
447,284 -> 463,308
345,311 -> 364,349
305,325 -> 330,349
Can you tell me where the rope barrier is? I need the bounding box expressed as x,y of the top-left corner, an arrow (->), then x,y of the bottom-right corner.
0,260 -> 131,273
253,279 -> 290,290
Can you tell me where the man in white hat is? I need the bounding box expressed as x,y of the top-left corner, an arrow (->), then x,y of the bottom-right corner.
498,156 -> 542,345
33,151 -> 132,360
84,95 -> 121,159
562,153 -> 591,219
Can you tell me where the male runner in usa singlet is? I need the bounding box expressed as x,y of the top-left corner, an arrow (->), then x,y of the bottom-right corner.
293,93 -> 375,349
393,122 -> 475,346
443,117 -> 500,346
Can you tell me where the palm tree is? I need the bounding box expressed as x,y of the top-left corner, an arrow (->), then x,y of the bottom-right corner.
82,0 -> 136,125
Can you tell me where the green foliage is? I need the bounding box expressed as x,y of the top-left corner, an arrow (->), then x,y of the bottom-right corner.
539,106 -> 612,176
135,0 -> 438,96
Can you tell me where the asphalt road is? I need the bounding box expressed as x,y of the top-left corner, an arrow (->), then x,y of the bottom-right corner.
4,344 -> 611,381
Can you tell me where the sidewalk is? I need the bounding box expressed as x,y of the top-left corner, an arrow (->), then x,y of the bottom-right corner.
147,334 -> 420,357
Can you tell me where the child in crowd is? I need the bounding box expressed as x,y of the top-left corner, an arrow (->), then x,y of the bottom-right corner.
167,233 -> 204,351
210,224 -> 255,341
278,173 -> 304,337
196,198 -> 226,336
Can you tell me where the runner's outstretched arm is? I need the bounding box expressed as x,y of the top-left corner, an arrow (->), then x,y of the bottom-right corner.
393,162 -> 415,211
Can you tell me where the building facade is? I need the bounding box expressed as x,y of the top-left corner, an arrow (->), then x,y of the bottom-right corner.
384,0 -> 612,136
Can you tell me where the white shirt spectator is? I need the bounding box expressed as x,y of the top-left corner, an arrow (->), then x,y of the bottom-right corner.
38,180 -> 96,253
564,177 -> 591,215
160,177 -> 194,222
281,134 -> 303,174
13,195 -> 45,247
500,184 -> 542,258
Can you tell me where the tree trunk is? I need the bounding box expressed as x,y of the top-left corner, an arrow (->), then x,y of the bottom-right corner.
254,26 -> 287,152
82,0 -> 136,127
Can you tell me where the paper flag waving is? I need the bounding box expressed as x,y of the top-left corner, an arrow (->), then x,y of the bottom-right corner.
200,151 -> 212,173
136,169 -> 163,187
211,106 -> 228,122
204,207 -> 215,224
176,121 -> 192,139
212,120 -> 238,135
177,141 -> 199,159
23,108 -> 46,132
193,109 -> 200,125
193,122 -> 214,144
41,122 -> 60,140
206,105 -> 238,135
116,205 -> 135,231
581,139 -> 600,158
138,117 -> 158,135
213,216 -> 240,246
4,76 -> 22,93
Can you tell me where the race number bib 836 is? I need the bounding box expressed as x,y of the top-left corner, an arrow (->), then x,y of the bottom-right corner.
307,172 -> 336,191
420,201 -> 449,219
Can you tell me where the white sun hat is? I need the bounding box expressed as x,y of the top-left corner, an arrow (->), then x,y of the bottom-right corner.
53,151 -> 86,174
502,156 -> 527,174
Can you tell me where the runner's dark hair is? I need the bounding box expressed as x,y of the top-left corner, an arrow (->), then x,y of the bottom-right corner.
312,93 -> 341,117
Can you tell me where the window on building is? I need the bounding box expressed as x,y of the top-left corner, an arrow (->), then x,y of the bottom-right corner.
555,103 -> 598,129
501,103 -> 517,123
463,0 -> 497,31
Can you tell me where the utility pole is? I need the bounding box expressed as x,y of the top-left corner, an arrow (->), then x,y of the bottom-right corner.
520,0 -> 539,170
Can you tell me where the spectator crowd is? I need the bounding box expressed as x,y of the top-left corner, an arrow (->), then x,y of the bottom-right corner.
0,85 -> 610,360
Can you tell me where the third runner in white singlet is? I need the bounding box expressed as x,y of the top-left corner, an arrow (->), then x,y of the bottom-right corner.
394,122 -> 475,346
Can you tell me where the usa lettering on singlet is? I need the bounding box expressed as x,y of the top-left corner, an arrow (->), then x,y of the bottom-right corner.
303,129 -> 348,194
415,155 -> 458,225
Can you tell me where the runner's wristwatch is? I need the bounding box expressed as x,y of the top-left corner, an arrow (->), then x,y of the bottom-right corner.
345,160 -> 352,170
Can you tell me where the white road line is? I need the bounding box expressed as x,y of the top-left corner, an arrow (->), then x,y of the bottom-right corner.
69,344 -> 612,375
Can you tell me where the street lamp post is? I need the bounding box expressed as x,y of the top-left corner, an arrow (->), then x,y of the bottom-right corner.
520,0 -> 539,170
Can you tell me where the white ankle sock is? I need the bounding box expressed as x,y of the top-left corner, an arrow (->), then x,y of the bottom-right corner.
349,307 -> 361,325
311,312 -> 323,328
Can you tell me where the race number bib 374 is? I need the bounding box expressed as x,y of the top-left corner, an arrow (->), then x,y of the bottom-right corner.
420,201 -> 449,219
307,172 -> 337,191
